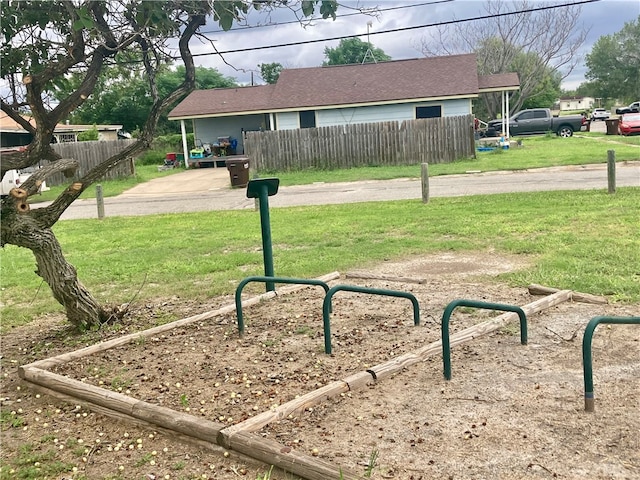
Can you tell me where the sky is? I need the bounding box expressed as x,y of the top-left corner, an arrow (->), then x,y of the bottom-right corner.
188,0 -> 640,91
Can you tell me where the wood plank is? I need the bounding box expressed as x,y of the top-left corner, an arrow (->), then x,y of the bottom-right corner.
528,284 -> 608,304
227,431 -> 362,480
19,367 -> 225,442
26,382 -> 294,472
218,380 -> 349,446
342,371 -> 375,390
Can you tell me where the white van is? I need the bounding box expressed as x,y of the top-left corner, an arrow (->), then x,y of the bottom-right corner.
1,168 -> 49,197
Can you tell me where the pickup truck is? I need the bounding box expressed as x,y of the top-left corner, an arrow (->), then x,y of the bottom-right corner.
615,101 -> 640,115
485,108 -> 586,138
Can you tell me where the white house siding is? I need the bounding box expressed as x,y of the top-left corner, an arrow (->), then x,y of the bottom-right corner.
275,112 -> 300,130
442,98 -> 473,116
274,99 -> 473,130
559,97 -> 595,111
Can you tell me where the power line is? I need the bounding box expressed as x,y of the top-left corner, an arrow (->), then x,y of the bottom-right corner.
190,0 -> 600,58
198,0 -> 454,34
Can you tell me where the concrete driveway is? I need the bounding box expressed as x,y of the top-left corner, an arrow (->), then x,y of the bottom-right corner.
121,166 -> 231,196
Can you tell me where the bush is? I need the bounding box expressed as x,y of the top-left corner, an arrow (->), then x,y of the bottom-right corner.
134,134 -> 195,166
136,149 -> 166,166
155,133 -> 195,151
77,125 -> 99,141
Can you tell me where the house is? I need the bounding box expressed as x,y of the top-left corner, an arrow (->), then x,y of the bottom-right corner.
557,96 -> 595,112
168,53 -> 520,161
0,111 -> 124,148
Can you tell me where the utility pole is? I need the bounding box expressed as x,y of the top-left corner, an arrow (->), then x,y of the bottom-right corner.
362,21 -> 377,64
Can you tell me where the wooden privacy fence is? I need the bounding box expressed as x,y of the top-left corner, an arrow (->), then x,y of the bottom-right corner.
45,139 -> 136,187
244,115 -> 476,172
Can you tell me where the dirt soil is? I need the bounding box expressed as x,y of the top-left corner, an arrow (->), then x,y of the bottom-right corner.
1,252 -> 639,480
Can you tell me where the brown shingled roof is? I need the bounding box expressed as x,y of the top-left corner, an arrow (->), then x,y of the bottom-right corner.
270,54 -> 480,109
478,73 -> 520,91
168,84 -> 276,118
169,54 -> 521,119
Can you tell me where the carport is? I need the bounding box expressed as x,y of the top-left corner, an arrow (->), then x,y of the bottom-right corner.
478,73 -> 521,139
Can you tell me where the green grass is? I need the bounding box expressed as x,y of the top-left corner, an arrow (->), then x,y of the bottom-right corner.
2,187 -> 639,331
268,134 -> 639,185
0,443 -> 75,480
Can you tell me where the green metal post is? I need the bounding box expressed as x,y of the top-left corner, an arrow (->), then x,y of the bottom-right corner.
582,316 -> 640,412
256,184 -> 275,292
441,299 -> 527,380
322,284 -> 421,355
235,276 -> 330,335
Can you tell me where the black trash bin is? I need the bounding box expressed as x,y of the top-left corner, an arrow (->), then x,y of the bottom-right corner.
226,157 -> 250,188
605,119 -> 620,135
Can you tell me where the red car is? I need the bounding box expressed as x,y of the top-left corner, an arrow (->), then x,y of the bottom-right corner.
618,113 -> 640,135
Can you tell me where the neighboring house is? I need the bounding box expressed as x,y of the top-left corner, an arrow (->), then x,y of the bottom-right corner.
52,122 -> 124,143
0,111 -> 123,147
168,53 -> 520,157
557,96 -> 595,111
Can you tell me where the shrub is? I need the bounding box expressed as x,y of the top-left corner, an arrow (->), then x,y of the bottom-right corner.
136,149 -> 166,166
77,125 -> 99,141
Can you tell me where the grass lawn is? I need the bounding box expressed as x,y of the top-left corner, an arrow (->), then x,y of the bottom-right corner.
270,132 -> 640,185
2,186 -> 639,331
4,133 -> 639,330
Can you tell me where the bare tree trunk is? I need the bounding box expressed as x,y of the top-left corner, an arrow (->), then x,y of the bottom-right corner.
2,210 -> 108,329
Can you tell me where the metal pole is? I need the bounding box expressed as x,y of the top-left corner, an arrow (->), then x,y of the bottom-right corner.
180,120 -> 189,169
607,150 -> 616,194
257,184 -> 275,292
96,184 -> 105,219
582,316 -> 640,412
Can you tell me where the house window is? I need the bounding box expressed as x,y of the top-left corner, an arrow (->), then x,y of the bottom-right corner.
416,106 -> 442,119
57,133 -> 77,143
299,110 -> 316,129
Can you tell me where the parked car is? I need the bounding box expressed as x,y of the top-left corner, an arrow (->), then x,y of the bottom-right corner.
618,112 -> 640,136
485,108 -> 586,138
615,101 -> 640,115
590,108 -> 610,121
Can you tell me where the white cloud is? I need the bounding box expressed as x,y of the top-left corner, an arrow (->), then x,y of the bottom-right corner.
190,0 -> 639,89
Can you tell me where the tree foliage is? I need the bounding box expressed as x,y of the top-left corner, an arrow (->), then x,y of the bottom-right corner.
259,62 -> 284,84
0,0 -> 337,330
323,37 -> 391,65
585,16 -> 640,103
420,0 -> 586,118
52,65 -> 237,134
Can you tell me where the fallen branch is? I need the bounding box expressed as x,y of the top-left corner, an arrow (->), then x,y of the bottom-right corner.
528,284 -> 607,304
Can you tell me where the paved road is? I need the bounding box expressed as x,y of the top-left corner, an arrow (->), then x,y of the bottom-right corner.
48,160 -> 640,220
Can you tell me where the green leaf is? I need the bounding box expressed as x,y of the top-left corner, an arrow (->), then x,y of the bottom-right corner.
320,0 -> 337,20
301,0 -> 314,18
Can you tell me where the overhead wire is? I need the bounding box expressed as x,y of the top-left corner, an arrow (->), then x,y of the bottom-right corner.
189,0 -> 601,58
197,0 -> 454,34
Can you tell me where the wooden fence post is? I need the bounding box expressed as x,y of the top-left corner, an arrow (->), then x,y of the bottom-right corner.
607,150 -> 616,194
421,162 -> 430,203
96,184 -> 105,219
